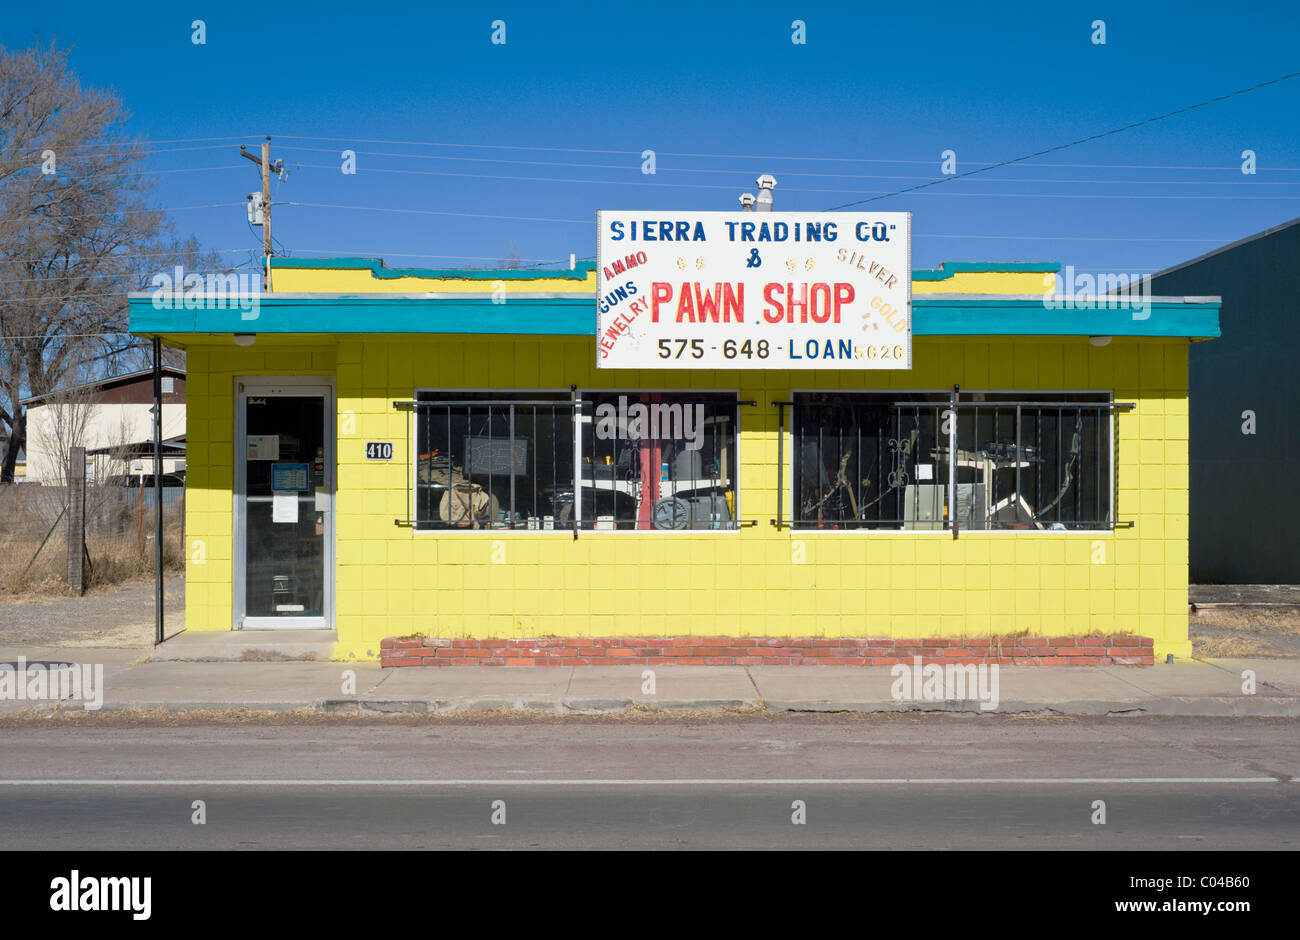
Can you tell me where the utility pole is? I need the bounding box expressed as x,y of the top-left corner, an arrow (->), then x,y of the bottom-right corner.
240,136 -> 281,289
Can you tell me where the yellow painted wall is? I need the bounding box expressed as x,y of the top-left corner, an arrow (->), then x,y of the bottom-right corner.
269,262 -> 1054,297
270,266 -> 597,294
179,333 -> 1190,662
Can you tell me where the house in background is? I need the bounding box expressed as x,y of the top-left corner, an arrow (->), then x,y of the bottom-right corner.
1147,216 -> 1299,584
19,367 -> 186,484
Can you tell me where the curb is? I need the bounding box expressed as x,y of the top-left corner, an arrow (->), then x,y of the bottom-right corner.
760,697 -> 1300,717
7,696 -> 1299,718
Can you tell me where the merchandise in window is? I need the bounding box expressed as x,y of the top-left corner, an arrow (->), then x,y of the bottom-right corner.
413,392 -> 574,530
578,392 -> 738,530
792,391 -> 1112,531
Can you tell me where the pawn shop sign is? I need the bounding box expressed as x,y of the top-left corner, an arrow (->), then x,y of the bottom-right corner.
595,210 -> 911,370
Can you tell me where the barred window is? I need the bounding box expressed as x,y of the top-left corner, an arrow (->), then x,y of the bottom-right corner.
578,392 -> 738,530
410,391 -> 739,531
792,392 -> 1113,531
413,392 -> 574,530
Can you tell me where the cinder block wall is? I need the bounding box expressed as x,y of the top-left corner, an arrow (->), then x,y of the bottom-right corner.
180,334 -> 1190,661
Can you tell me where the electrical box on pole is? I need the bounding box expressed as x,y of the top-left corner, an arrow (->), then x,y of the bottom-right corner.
247,192 -> 265,225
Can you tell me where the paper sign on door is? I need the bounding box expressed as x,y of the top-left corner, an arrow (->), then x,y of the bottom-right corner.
248,435 -> 280,460
272,493 -> 299,524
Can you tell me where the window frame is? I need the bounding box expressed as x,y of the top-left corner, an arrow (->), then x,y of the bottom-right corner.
579,388 -> 742,534
410,388 -> 576,533
408,388 -> 743,534
788,388 -> 1116,534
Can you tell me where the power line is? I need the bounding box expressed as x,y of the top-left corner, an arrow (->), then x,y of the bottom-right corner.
280,202 -> 595,224
0,226 -> 1238,280
267,133 -> 1300,172
0,247 -> 259,268
273,146 -> 1300,183
0,202 -> 242,223
824,67 -> 1300,210
282,168 -> 1300,199
1012,161 -> 1300,172
134,135 -> 251,144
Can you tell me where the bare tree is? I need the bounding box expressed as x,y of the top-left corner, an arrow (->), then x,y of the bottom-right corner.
0,43 -> 216,483
498,242 -> 522,270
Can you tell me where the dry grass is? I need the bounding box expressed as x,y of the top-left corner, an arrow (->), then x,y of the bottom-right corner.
0,486 -> 183,596
1193,633 -> 1272,658
1191,608 -> 1300,659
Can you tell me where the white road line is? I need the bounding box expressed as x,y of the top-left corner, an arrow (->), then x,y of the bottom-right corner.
0,777 -> 1290,786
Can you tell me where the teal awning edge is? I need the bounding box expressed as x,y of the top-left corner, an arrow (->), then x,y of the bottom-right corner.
128,295 -> 1221,339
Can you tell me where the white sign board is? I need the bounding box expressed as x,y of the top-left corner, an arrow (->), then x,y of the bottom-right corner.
596,211 -> 910,369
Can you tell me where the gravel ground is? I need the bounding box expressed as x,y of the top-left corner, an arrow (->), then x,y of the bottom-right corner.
0,578 -> 184,648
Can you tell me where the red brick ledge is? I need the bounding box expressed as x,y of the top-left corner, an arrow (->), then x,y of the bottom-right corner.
379,635 -> 1155,668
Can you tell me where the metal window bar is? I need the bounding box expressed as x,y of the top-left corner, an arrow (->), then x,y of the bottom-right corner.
950,385 -> 959,540
393,398 -> 579,530
558,393 -> 748,532
780,396 -> 1132,531
772,401 -> 790,528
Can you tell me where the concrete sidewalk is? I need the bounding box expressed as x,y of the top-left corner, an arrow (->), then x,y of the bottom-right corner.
2,646 -> 1299,716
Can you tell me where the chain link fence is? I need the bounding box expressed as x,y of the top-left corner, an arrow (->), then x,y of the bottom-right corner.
0,478 -> 184,595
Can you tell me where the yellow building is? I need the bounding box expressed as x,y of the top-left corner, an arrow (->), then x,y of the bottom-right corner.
129,256 -> 1219,664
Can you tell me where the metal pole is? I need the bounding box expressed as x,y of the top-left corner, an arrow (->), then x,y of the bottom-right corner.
1015,405 -> 1022,525
950,385 -> 960,540
66,448 -> 86,595
508,404 -> 516,526
153,337 -> 164,645
774,402 -> 785,529
261,139 -> 272,270
571,385 -> 580,539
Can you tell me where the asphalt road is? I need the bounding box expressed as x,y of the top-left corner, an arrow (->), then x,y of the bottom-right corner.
2,714 -> 1298,849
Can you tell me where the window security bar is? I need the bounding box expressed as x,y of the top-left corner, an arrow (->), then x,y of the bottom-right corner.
771,400 -> 793,529
396,392 -> 742,533
394,397 -> 582,535
385,394 -> 1133,534
782,393 -> 1125,534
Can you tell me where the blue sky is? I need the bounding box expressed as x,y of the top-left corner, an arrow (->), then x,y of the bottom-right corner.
4,0 -> 1298,278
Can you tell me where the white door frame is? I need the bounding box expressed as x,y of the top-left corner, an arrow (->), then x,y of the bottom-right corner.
233,376 -> 335,631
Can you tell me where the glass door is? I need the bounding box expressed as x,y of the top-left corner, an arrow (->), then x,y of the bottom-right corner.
235,381 -> 333,630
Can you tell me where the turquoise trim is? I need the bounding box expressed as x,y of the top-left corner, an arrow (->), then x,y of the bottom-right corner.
129,295 -> 1220,339
270,257 -> 598,280
911,261 -> 1061,281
